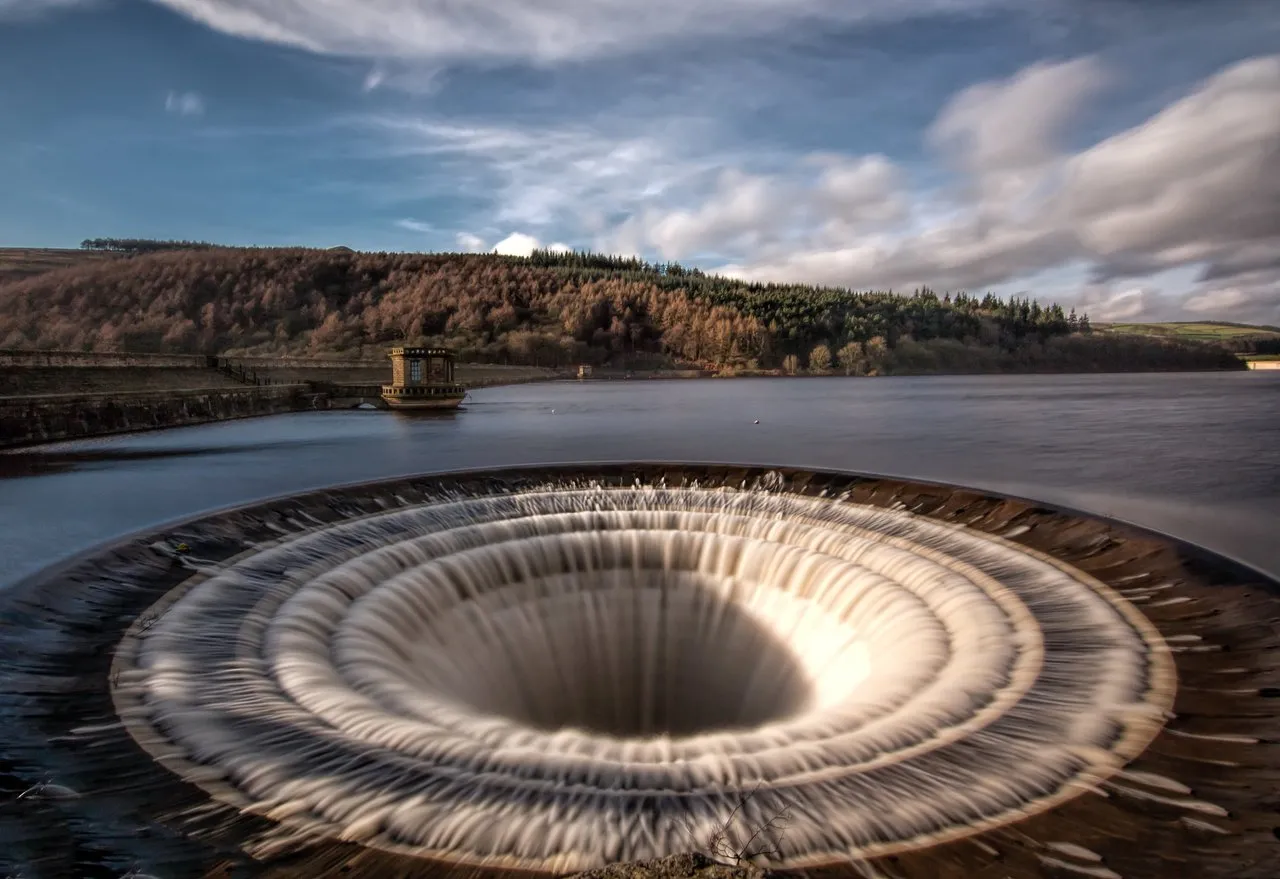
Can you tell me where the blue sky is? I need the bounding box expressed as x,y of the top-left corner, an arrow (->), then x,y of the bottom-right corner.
1,0 -> 1278,323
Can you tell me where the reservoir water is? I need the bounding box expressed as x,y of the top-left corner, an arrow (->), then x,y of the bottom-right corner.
2,371 -> 1278,586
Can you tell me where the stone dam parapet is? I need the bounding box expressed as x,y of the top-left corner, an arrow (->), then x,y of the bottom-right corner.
0,349 -> 212,369
0,386 -> 310,448
0,349 -> 389,370
0,351 -> 564,447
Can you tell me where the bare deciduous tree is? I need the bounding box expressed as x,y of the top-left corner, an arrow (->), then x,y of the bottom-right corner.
684,784 -> 793,868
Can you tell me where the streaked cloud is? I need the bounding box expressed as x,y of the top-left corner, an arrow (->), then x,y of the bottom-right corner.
0,0 -> 95,20
360,63 -> 444,95
395,218 -> 433,233
338,47 -> 1279,323
1064,55 -> 1280,284
149,0 -> 1019,64
1073,285 -> 1155,322
928,56 -> 1108,207
5,0 -> 1277,326
362,67 -> 387,92
455,232 -> 487,252
164,90 -> 206,116
689,55 -> 1280,324
358,113 -> 733,234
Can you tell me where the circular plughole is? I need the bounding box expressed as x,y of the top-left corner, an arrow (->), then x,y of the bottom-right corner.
110,484 -> 1171,874
3,465 -> 1277,879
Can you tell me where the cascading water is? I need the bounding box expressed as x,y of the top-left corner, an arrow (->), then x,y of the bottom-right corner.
112,485 -> 1172,873
3,464 -> 1275,879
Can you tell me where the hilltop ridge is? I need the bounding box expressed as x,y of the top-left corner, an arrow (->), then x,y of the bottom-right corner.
0,245 -> 1248,374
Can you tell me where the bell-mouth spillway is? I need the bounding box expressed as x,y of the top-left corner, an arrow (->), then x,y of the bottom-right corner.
0,463 -> 1277,879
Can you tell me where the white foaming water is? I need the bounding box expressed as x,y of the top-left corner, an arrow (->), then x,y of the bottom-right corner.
115,484 -> 1174,873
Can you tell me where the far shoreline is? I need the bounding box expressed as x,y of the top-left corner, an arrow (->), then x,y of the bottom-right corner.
569,364 -> 1254,381
1,364 -> 1260,453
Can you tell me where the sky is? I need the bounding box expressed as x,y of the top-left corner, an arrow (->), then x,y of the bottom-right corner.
1,0 -> 1278,324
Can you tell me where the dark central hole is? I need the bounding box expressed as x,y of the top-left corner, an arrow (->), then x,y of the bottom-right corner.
426,584 -> 814,738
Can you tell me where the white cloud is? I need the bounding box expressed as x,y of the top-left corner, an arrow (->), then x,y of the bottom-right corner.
165,90 -> 206,117
491,232 -> 570,257
598,56 -> 1107,282
930,57 -> 1106,175
363,67 -> 386,92
359,114 -> 733,236
1063,55 -> 1280,281
594,155 -> 908,261
150,0 -> 1016,64
630,54 -> 1280,323
1183,287 -> 1250,314
395,218 -> 432,233
1073,285 -> 1156,321
344,49 -> 1278,324
493,232 -> 538,256
641,169 -> 788,259
928,56 -> 1109,220
455,232 -> 487,252
809,154 -> 906,236
1180,278 -> 1280,325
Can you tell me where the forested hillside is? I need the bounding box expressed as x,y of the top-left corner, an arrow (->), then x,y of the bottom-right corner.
0,246 -> 1244,374
0,248 -> 120,285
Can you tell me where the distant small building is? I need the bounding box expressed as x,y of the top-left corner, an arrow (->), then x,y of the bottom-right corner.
577,364 -> 593,379
381,347 -> 467,410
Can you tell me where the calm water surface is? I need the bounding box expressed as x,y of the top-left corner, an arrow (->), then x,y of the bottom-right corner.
3,372 -> 1278,585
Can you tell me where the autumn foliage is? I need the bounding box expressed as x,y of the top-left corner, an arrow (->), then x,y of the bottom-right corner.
0,246 -> 1244,373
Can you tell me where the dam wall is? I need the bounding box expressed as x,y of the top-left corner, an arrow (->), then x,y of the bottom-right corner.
251,365 -> 390,384
0,350 -> 390,370
0,350 -> 563,447
1,366 -> 250,397
0,386 -> 309,449
577,368 -> 713,381
232,362 -> 559,386
0,353 -> 385,398
0,351 -> 392,389
0,349 -> 212,369
1,350 -> 562,390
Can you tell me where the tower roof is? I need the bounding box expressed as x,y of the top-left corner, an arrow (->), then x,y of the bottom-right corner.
388,347 -> 454,358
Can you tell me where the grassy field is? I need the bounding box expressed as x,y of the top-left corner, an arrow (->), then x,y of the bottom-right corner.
0,248 -> 121,284
1098,321 -> 1280,340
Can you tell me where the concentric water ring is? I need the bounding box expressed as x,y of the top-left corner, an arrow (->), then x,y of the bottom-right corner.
108,483 -> 1173,873
2,464 -> 1278,879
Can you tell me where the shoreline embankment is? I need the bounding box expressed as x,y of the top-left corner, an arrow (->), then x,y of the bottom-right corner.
0,386 -> 310,448
0,351 -> 565,449
0,349 -> 1265,449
